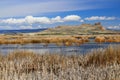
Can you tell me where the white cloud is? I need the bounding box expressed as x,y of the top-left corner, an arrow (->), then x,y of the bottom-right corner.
51,16 -> 63,23
2,18 -> 25,24
1,15 -> 82,25
1,16 -> 51,24
35,17 -> 51,24
0,15 -> 84,30
25,16 -> 35,24
22,16 -> 51,24
85,16 -> 116,21
0,15 -> 118,30
80,20 -> 84,22
63,15 -> 81,21
107,25 -> 120,30
106,17 -> 116,20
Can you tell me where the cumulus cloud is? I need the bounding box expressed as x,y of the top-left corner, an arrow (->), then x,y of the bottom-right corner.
80,20 -> 84,22
2,16 -> 51,24
63,15 -> 81,21
107,25 -> 120,30
0,15 -> 84,30
85,16 -> 116,21
0,15 -> 118,30
51,16 -> 63,23
1,15 -> 82,25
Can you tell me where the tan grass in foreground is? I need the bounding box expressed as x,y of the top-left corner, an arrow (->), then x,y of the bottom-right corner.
0,45 -> 120,80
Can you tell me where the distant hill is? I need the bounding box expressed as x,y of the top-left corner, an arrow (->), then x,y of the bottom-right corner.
0,28 -> 47,34
38,22 -> 119,35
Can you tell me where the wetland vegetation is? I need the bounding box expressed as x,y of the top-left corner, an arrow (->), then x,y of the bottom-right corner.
0,45 -> 120,80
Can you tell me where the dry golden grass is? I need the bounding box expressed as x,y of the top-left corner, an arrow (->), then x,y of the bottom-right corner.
0,35 -> 120,45
106,37 -> 120,42
6,51 -> 36,61
86,45 -> 120,66
95,36 -> 106,43
94,35 -> 120,43
0,45 -> 120,80
0,36 -> 86,48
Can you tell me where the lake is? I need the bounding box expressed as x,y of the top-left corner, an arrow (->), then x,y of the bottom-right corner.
0,42 -> 119,55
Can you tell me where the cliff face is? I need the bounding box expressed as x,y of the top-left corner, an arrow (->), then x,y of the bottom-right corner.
93,22 -> 106,31
38,22 -> 116,35
79,22 -> 106,31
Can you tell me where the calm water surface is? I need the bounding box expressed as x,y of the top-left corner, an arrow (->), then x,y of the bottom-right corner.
0,42 -> 120,55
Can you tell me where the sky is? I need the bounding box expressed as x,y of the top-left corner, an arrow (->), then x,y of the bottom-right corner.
0,0 -> 120,30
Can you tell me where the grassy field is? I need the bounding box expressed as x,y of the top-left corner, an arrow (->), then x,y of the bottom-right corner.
0,45 -> 120,80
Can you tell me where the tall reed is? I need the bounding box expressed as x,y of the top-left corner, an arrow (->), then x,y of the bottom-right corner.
0,45 -> 120,80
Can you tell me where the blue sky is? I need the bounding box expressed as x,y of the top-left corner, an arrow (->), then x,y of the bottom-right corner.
0,0 -> 120,30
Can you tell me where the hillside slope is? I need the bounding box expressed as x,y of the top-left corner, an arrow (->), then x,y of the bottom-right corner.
38,22 -> 118,35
